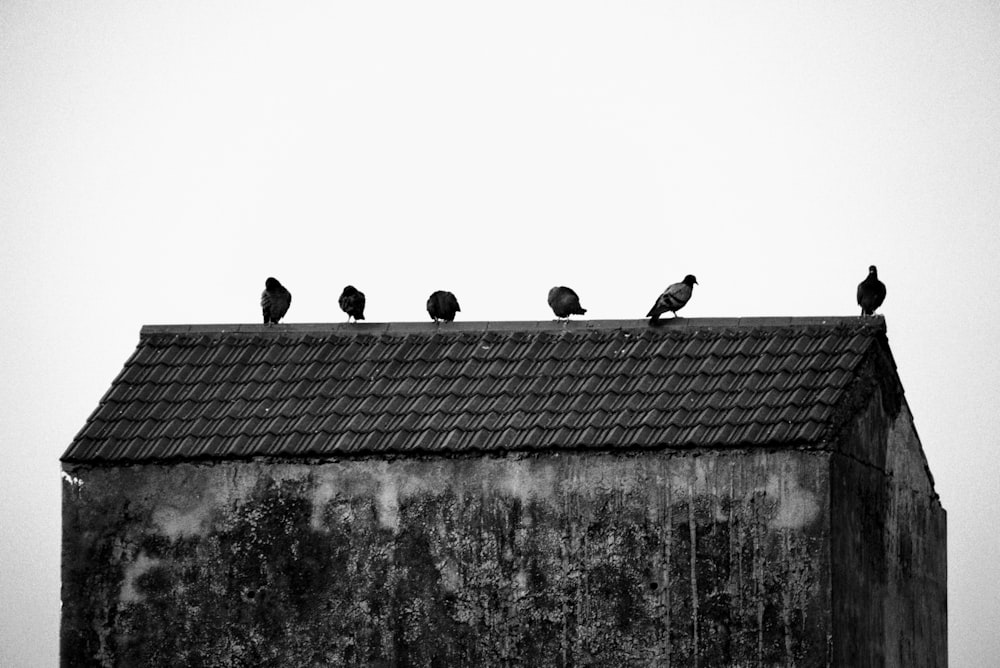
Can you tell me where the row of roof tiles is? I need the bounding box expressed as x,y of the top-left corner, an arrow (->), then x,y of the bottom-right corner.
97,384 -> 847,420
76,421 -> 833,463
84,401 -> 834,440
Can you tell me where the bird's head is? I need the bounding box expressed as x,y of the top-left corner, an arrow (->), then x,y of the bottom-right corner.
265,277 -> 281,290
683,274 -> 698,286
868,265 -> 878,275
343,285 -> 357,295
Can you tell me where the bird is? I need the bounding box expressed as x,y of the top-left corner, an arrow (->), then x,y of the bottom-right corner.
338,285 -> 366,322
547,286 -> 587,318
857,265 -> 886,316
427,290 -> 460,322
647,275 -> 698,323
260,277 -> 292,324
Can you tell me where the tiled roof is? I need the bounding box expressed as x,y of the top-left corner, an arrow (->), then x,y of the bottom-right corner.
62,317 -> 895,464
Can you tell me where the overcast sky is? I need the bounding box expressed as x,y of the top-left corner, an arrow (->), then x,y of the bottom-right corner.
2,1 -> 998,665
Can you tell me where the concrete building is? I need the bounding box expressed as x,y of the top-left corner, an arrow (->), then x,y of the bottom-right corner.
61,317 -> 946,666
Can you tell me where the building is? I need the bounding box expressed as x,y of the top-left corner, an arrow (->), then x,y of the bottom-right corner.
61,317 -> 946,666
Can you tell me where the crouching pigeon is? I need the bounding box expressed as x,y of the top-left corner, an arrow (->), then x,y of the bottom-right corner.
261,277 -> 292,324
857,265 -> 886,316
647,275 -> 697,322
339,285 -> 366,322
427,290 -> 461,322
547,286 -> 587,318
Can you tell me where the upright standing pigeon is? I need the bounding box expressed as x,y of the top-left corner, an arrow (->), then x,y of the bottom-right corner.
857,265 -> 886,316
339,285 -> 366,322
261,277 -> 292,324
427,290 -> 460,322
647,275 -> 698,322
547,286 -> 587,318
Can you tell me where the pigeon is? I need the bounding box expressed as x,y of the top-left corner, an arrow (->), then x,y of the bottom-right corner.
647,275 -> 698,322
427,290 -> 460,322
261,277 -> 291,324
338,285 -> 366,322
547,286 -> 587,318
857,265 -> 886,316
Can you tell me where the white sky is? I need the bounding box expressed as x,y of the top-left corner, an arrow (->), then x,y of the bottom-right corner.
2,1 -> 998,664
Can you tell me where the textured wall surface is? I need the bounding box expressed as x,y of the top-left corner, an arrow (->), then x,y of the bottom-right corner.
831,393 -> 947,668
62,450 -> 832,667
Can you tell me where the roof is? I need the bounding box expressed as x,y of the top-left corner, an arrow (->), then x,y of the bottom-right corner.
62,317 -> 897,464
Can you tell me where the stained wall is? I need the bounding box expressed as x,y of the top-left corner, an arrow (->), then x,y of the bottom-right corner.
62,450 -> 831,667
831,392 -> 947,668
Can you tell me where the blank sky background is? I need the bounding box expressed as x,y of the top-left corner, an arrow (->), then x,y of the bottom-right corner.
2,1 -> 998,665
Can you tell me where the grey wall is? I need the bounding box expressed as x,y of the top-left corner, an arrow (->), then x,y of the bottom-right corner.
831,394 -> 947,668
62,450 -> 832,667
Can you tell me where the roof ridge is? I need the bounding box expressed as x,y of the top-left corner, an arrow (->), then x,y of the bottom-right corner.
139,316 -> 887,338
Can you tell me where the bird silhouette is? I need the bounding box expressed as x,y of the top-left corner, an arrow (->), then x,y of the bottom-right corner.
548,286 -> 587,318
427,290 -> 460,322
339,285 -> 366,322
261,277 -> 291,324
647,275 -> 697,322
857,265 -> 886,316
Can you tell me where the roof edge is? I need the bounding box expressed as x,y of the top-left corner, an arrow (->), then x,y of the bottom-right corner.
139,316 -> 887,337
62,440 -> 837,467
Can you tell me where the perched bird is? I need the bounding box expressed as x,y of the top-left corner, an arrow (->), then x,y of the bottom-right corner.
647,275 -> 698,322
261,277 -> 292,324
338,285 -> 366,322
857,265 -> 886,316
547,286 -> 587,318
427,290 -> 461,322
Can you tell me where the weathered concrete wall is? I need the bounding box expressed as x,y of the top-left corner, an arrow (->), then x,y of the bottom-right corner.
831,392 -> 947,668
62,450 -> 831,667
883,403 -> 947,667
